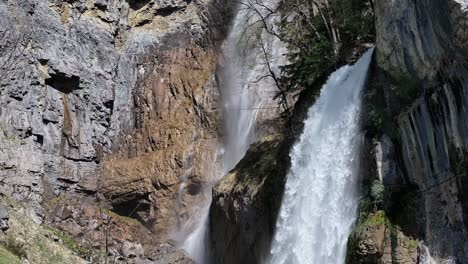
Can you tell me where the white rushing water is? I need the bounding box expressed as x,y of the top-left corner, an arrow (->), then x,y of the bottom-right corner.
418,244 -> 457,264
269,49 -> 374,264
179,0 -> 284,263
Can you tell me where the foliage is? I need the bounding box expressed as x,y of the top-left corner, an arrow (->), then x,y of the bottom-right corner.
46,227 -> 91,258
371,180 -> 384,209
364,72 -> 421,140
408,238 -> 419,251
332,0 -> 375,54
0,245 -> 21,264
346,210 -> 387,262
365,210 -> 386,227
1,235 -> 27,259
278,0 -> 375,112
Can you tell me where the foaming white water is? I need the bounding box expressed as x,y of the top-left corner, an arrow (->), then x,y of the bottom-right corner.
419,244 -> 440,264
418,244 -> 457,264
269,49 -> 374,264
180,206 -> 211,263
180,0 -> 285,263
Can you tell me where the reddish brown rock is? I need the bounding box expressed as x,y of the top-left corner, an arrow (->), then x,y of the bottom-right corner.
100,43 -> 221,237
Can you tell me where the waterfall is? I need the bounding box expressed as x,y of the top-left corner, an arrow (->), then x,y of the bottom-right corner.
418,243 -> 457,264
179,0 -> 284,263
269,49 -> 374,264
419,244 -> 440,264
221,0 -> 285,172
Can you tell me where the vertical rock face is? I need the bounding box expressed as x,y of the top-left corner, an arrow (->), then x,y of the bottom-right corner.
375,0 -> 468,262
210,135 -> 287,264
397,73 -> 468,262
375,0 -> 453,80
0,0 -> 228,253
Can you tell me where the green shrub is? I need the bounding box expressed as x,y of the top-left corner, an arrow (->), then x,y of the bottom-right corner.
371,180 -> 385,209
2,235 -> 26,259
0,245 -> 21,264
278,0 -> 375,108
45,227 -> 91,258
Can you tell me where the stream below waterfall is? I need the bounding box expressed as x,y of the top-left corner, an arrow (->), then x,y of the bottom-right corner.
269,49 -> 374,264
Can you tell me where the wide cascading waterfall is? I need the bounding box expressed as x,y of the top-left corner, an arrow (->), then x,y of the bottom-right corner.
179,0 -> 284,263
269,49 -> 374,264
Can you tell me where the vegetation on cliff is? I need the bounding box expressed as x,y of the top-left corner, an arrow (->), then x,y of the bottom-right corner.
346,210 -> 419,264
210,135 -> 288,264
0,200 -> 86,264
277,0 -> 375,110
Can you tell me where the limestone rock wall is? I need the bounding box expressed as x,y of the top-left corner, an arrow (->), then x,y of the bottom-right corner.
397,70 -> 468,262
374,0 -> 468,262
0,0 -> 229,254
375,0 -> 467,81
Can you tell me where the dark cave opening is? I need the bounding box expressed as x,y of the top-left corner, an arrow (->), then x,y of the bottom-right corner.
45,72 -> 80,94
126,0 -> 151,10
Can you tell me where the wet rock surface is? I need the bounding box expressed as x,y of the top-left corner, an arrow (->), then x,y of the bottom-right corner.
210,135 -> 288,264
371,0 -> 468,262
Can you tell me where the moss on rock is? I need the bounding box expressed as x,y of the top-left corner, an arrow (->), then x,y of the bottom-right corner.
346,210 -> 418,264
0,201 -> 86,264
0,245 -> 21,264
210,134 -> 289,264
45,227 -> 92,258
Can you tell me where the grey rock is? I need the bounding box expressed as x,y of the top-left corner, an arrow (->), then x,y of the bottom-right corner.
0,0 -> 229,262
146,244 -> 196,264
0,204 -> 8,219
375,0 -> 468,262
52,204 -> 72,221
375,134 -> 402,185
0,0 -> 226,234
121,241 -> 144,259
25,207 -> 43,225
210,136 -> 286,264
0,204 -> 9,231
375,0 -> 468,81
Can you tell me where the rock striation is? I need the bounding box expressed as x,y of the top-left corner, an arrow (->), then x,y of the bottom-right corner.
372,0 -> 468,262
0,0 -> 230,261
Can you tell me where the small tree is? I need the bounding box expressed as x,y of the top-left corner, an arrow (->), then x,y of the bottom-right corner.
278,0 -> 375,103
232,0 -> 291,111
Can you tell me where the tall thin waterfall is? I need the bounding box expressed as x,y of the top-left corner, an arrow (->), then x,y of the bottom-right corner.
179,0 -> 284,263
221,0 -> 285,172
269,49 -> 374,264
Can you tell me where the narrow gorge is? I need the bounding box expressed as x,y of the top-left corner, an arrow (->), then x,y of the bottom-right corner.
1,0 -> 468,264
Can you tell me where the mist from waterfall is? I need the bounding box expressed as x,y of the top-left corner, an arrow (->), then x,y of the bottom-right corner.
220,0 -> 285,172
269,49 -> 374,264
179,0 -> 284,263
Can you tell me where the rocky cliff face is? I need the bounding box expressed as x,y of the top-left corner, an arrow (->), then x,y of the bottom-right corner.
210,0 -> 468,263
210,135 -> 288,264
375,0 -> 468,81
0,0 -> 229,261
368,0 -> 468,262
